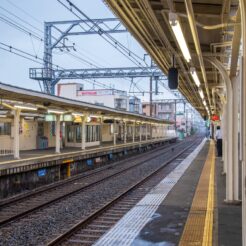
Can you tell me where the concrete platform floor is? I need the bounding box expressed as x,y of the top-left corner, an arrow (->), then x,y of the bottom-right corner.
132,141 -> 209,245
0,137 -> 169,171
216,158 -> 242,246
95,139 -> 242,246
0,137 -> 161,164
0,141 -> 125,163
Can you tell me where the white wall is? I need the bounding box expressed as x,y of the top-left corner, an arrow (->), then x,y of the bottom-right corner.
57,84 -> 130,110
44,122 -> 56,148
58,83 -> 81,99
102,124 -> 113,142
76,95 -> 115,108
0,118 -> 38,151
20,119 -> 38,150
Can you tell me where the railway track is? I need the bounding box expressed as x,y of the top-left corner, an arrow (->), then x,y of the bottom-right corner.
0,137 -> 190,227
47,137 -> 202,246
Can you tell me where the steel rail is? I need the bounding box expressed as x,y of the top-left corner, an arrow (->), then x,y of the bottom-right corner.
0,138 -> 177,208
47,137 -> 202,245
0,138 -> 192,227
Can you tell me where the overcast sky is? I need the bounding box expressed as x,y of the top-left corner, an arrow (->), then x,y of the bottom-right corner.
0,0 -> 177,101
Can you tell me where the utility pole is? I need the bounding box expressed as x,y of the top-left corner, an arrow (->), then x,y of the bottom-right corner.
174,99 -> 177,130
184,102 -> 187,134
150,76 -> 153,117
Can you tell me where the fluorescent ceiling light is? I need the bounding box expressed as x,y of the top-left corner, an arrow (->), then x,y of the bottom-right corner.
90,115 -> 101,118
199,89 -> 204,99
72,112 -> 84,117
21,113 -> 44,117
14,104 -> 37,111
24,116 -> 34,120
0,110 -> 8,114
169,12 -> 191,62
48,109 -> 65,114
190,67 -> 201,87
0,115 -> 6,118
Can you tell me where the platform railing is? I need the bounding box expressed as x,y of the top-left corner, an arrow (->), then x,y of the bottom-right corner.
0,149 -> 13,156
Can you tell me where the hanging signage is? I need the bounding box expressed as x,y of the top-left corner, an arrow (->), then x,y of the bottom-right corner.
45,114 -> 56,122
212,115 -> 220,121
45,114 -> 73,122
87,159 -> 93,166
62,159 -> 73,164
74,116 -> 82,123
37,169 -> 46,177
62,114 -> 73,122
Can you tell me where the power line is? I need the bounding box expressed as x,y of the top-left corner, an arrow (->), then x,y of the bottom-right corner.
0,46 -> 43,65
2,1 -> 114,69
56,0 -> 147,92
4,0 -> 43,26
57,0 -> 149,68
0,41 -> 65,70
1,1 -> 146,93
3,0 -> 121,69
0,6 -> 101,70
0,15 -> 43,41
0,6 -> 43,35
0,41 -> 43,61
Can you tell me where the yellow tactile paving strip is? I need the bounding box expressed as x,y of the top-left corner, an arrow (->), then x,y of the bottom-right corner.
179,141 -> 215,246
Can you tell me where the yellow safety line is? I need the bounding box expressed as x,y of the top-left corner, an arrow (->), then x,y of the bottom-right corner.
202,142 -> 215,246
179,141 -> 215,246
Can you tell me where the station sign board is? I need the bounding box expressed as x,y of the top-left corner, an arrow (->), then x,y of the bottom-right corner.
45,114 -> 73,122
77,90 -> 114,96
37,169 -> 46,177
45,114 -> 56,122
63,114 -> 73,122
212,115 -> 220,121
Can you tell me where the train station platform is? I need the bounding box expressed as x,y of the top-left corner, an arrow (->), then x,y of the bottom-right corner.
0,137 -> 175,174
0,137 -> 177,199
95,139 -> 242,246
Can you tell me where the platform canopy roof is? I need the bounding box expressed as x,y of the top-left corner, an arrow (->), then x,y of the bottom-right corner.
0,82 -> 171,124
104,0 -> 240,117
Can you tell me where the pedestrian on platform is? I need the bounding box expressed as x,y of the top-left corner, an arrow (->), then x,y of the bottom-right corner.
215,126 -> 222,157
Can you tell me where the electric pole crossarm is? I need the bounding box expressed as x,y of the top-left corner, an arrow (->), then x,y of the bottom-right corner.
45,18 -> 123,25
66,30 -> 127,36
51,23 -> 77,49
46,18 -> 127,38
30,67 -> 165,81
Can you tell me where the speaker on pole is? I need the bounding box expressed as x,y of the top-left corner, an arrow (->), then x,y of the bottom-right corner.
168,67 -> 178,89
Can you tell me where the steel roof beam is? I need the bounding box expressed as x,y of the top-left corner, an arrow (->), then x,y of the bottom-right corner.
29,66 -> 165,85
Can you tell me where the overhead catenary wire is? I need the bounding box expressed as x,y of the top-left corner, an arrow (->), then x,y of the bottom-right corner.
57,0 -> 150,68
1,0 -> 148,93
2,0 -> 115,69
0,46 -> 43,66
0,15 -> 43,41
0,41 -> 65,70
0,6 -> 43,35
0,7 -> 144,92
56,0 -> 149,92
0,44 -> 115,91
4,0 -> 43,26
0,5 -> 100,69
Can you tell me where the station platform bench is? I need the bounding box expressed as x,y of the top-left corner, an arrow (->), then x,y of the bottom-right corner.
94,139 -> 242,246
